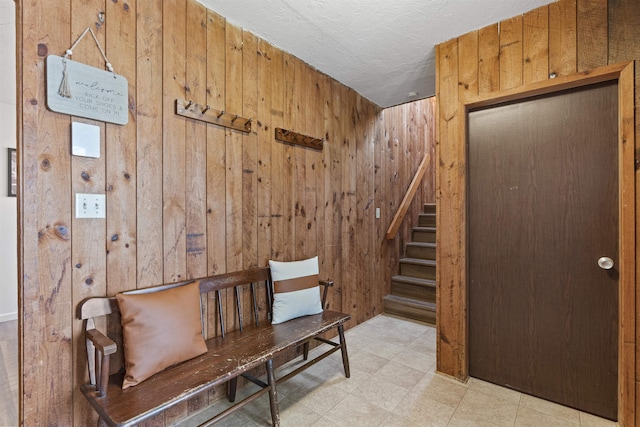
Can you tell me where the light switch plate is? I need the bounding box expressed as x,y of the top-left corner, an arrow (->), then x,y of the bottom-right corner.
72,122 -> 100,158
76,193 -> 106,218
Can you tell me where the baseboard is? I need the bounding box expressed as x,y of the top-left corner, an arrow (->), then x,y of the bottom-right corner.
0,312 -> 17,322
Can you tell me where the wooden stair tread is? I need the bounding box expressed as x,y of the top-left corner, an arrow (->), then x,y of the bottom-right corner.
383,294 -> 436,310
392,275 -> 435,288
405,242 -> 436,248
413,226 -> 436,232
400,258 -> 436,267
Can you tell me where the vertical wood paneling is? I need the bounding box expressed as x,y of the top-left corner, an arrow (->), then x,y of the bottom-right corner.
20,0 -> 426,424
282,54 -> 295,261
355,94 -> 371,322
205,10 -> 226,276
343,87 -> 357,323
436,38 -> 466,379
293,59 -> 307,260
608,3 -> 640,424
242,31 -> 258,269
69,2 -> 107,425
458,31 -> 479,101
270,47 -> 285,261
161,2 -> 188,414
136,0 -> 163,288
224,23 -> 243,273
21,1 -> 73,425
549,0 -> 577,76
436,1 -> 640,425
327,80 -> 343,311
499,16 -> 523,90
106,0 -> 137,295
162,0 -> 187,283
478,24 -> 500,94
608,0 -> 640,64
185,1 -> 208,280
577,0 -> 607,71
256,39 -> 273,268
304,65 -> 318,262
523,6 -> 549,84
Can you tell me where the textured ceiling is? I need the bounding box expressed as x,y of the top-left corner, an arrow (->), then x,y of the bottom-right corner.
200,0 -> 556,107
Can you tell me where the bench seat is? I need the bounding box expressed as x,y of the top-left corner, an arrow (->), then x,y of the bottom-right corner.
78,268 -> 351,427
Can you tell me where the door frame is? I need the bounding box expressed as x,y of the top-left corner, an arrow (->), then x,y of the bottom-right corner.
461,62 -> 635,424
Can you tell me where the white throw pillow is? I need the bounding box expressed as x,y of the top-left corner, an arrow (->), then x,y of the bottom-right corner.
269,256 -> 323,324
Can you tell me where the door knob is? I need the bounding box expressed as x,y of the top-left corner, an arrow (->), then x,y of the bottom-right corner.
598,257 -> 614,270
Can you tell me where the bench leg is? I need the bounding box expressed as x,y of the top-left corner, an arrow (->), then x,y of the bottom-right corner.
303,341 -> 310,361
338,324 -> 350,378
265,359 -> 280,427
227,377 -> 238,402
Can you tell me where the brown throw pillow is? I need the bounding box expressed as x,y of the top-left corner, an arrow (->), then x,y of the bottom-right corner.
116,281 -> 208,389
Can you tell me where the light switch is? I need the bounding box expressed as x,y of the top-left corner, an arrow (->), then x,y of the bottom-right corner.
76,193 -> 106,218
376,207 -> 381,219
72,122 -> 100,158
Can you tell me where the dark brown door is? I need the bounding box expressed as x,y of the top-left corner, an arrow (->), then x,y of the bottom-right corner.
468,81 -> 619,420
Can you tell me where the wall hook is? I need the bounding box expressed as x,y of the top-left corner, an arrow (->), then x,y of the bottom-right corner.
231,115 -> 239,123
217,110 -> 225,118
185,101 -> 193,109
98,12 -> 105,23
202,105 -> 210,114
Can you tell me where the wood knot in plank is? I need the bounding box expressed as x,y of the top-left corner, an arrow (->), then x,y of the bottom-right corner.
41,157 -> 51,170
37,43 -> 48,57
81,171 -> 91,181
54,223 -> 70,240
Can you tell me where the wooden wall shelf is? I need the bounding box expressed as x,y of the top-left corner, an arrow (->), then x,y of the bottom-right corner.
175,98 -> 251,133
275,128 -> 323,151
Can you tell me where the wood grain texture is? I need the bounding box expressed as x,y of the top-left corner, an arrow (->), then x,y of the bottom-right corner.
19,0 -> 430,425
436,0 -> 640,423
224,22 -> 243,273
478,24 -> 499,94
106,0 -> 137,295
608,0 -> 640,64
242,30 -> 258,270
162,0 -> 187,284
549,0 -> 577,77
257,39 -> 273,268
436,38 -> 466,380
21,1 -> 73,425
185,0 -> 208,280
618,62 -> 636,427
577,0 -> 607,72
458,31 -> 478,101
523,5 -> 549,84
205,10 -> 227,276
499,16 -> 523,90
136,0 -> 164,288
69,2 -> 108,426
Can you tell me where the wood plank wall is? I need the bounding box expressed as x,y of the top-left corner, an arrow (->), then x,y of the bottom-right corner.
435,0 -> 640,425
17,0 -> 436,424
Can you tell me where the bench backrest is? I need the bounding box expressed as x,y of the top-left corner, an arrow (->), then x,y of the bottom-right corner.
78,266 -> 332,337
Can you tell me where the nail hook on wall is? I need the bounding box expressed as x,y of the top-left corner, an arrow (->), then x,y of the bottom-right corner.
98,12 -> 105,23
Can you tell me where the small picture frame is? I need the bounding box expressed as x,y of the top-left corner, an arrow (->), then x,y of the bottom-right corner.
7,148 -> 16,197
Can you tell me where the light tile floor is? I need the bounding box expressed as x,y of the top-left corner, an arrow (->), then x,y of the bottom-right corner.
180,314 -> 619,427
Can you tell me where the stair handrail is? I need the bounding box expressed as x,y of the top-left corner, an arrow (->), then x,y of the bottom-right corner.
386,152 -> 431,240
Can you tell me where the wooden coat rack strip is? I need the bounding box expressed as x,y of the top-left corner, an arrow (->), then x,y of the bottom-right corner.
175,98 -> 251,133
274,128 -> 323,151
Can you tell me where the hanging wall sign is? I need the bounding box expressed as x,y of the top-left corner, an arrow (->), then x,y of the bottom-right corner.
46,55 -> 129,125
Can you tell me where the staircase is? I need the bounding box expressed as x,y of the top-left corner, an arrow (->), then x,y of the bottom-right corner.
383,203 -> 436,324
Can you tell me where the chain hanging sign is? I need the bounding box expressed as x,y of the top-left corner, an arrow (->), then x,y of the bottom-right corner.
46,27 -> 129,125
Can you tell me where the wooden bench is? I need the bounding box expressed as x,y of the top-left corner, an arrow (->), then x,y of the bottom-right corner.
78,267 -> 351,427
